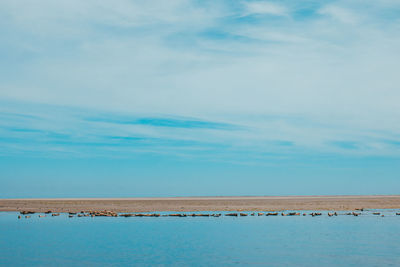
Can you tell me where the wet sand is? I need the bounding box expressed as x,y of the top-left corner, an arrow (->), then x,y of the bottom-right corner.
1,195 -> 400,213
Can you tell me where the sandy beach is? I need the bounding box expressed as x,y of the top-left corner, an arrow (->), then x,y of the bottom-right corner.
1,195 -> 400,213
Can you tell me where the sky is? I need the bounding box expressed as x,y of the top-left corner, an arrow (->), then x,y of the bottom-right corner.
0,0 -> 400,198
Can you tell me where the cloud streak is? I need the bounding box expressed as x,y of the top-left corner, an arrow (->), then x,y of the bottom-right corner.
86,116 -> 240,130
0,100 -> 399,164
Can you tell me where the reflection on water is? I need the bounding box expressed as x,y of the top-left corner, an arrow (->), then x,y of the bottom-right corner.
1,210 -> 400,266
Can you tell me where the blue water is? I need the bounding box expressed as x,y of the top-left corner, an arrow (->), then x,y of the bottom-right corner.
1,211 -> 400,266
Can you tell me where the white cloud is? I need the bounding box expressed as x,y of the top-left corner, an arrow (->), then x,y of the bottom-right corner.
0,0 -> 400,157
318,5 -> 360,24
243,1 -> 288,17
0,0 -> 221,37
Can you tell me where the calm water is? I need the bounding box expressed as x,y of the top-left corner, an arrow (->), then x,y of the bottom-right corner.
1,210 -> 400,266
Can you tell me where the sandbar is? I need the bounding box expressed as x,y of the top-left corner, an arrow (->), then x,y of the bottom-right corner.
1,195 -> 400,213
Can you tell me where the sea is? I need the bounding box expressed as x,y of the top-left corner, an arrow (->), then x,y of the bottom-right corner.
1,210 -> 399,266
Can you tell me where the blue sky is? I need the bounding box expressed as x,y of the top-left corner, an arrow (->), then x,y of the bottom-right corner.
0,0 -> 400,197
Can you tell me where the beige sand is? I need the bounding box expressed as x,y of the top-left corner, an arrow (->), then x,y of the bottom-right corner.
1,195 -> 400,213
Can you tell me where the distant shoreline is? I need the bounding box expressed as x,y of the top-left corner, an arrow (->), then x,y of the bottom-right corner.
1,195 -> 400,212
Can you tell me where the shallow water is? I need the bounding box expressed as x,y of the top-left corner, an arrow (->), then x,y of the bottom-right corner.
1,210 -> 400,266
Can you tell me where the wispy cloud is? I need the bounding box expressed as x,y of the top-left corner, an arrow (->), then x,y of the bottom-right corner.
318,5 -> 359,24
242,1 -> 289,17
1,100 -> 399,163
0,0 -> 400,162
329,141 -> 359,150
